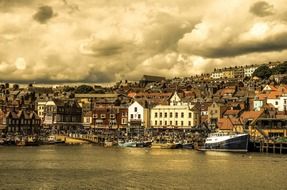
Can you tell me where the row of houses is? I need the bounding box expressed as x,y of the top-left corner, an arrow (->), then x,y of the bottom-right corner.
210,62 -> 280,79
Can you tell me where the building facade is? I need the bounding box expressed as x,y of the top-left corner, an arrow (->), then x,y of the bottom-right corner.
150,92 -> 200,129
0,110 -> 41,135
43,99 -> 82,130
92,106 -> 128,129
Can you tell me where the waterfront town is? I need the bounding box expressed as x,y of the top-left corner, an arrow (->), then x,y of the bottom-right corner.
1,61 -> 287,153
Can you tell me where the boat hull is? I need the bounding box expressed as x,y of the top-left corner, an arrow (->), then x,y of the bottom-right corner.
151,143 -> 181,149
200,134 -> 249,152
118,142 -> 137,147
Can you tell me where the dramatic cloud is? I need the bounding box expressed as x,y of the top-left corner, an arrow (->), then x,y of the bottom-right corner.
250,1 -> 274,17
0,0 -> 287,83
33,5 -> 54,24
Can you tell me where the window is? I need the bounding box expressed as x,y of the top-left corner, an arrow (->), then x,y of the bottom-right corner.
165,121 -> 167,126
100,114 -> 106,119
188,121 -> 191,126
175,121 -> 178,126
93,114 -> 98,118
131,114 -> 133,119
138,114 -> 141,119
155,120 -> 157,125
159,112 -> 162,118
170,112 -> 173,118
159,121 -> 162,126
134,107 -> 137,112
181,121 -> 184,126
275,101 -> 278,105
181,112 -> 184,118
122,118 -> 127,124
164,112 -> 167,118
175,112 -> 178,118
155,112 -> 158,118
170,121 -> 172,125
188,113 -> 192,118
110,114 -> 115,118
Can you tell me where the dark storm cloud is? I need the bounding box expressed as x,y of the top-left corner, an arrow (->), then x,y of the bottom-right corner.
184,32 -> 287,58
250,1 -> 274,17
90,39 -> 132,57
33,5 -> 54,24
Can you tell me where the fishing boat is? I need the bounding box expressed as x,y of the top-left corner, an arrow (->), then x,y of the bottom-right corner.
199,132 -> 249,152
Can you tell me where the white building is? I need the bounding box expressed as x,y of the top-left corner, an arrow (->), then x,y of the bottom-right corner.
36,101 -> 47,120
244,65 -> 258,77
150,92 -> 200,128
253,96 -> 265,111
279,95 -> 287,111
211,70 -> 223,79
128,101 -> 149,128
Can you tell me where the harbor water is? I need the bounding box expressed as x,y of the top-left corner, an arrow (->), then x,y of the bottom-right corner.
0,145 -> 286,190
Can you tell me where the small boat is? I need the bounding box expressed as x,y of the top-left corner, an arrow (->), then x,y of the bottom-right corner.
182,143 -> 193,149
151,142 -> 180,149
136,141 -> 152,148
118,141 -> 137,147
0,138 -> 4,145
104,140 -> 117,147
198,132 -> 249,152
15,137 -> 26,146
182,140 -> 194,149
25,136 -> 39,146
3,136 -> 16,145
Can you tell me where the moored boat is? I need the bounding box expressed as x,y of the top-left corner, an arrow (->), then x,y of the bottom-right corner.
104,140 -> 117,147
136,141 -> 152,148
25,136 -> 39,146
118,141 -> 137,147
199,132 -> 249,152
151,142 -> 181,149
182,142 -> 193,149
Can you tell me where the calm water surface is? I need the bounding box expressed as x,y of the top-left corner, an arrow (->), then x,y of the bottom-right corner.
0,145 -> 286,190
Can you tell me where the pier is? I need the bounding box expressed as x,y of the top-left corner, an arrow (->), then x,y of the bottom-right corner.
251,140 -> 287,154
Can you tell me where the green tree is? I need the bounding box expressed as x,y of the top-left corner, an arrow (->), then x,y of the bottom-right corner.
252,64 -> 272,79
74,85 -> 95,94
281,76 -> 287,84
272,61 -> 287,75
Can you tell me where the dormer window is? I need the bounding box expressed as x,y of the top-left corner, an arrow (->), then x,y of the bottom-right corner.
134,107 -> 137,112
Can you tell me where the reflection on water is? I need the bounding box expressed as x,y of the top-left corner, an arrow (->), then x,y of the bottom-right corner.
0,145 -> 286,190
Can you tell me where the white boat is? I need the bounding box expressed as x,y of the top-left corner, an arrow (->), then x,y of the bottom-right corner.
199,132 -> 249,152
118,141 -> 137,147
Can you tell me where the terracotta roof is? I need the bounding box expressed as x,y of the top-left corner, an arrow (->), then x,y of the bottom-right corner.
240,110 -> 264,123
224,109 -> 241,116
255,94 -> 268,100
218,118 -> 241,130
267,91 -> 282,99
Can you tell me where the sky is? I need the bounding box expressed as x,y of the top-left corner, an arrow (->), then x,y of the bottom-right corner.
1,0 -> 287,83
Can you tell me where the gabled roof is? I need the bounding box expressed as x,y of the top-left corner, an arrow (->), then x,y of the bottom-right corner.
240,110 -> 264,123
218,118 -> 242,130
223,109 -> 241,116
